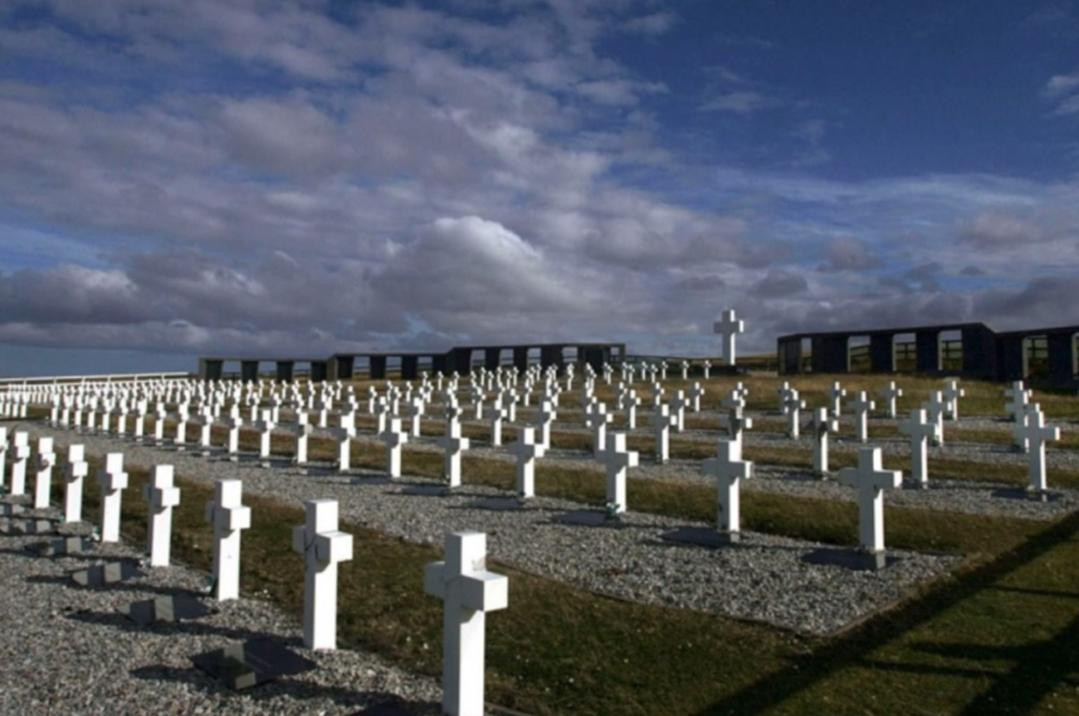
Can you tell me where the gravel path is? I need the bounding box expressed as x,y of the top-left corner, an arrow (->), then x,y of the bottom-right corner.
0,501 -> 440,715
18,421 -> 961,637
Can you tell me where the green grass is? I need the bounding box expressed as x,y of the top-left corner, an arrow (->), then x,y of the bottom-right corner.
63,442 -> 1079,715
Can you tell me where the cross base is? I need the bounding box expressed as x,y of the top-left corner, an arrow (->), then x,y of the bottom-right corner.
717,530 -> 741,545
1025,487 -> 1051,503
852,550 -> 887,571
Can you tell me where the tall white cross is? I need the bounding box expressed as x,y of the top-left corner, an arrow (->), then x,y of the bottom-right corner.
379,417 -> 409,479
292,499 -> 353,650
1017,411 -> 1061,495
438,417 -> 470,489
10,432 -> 29,496
33,437 -> 56,510
721,405 -> 753,453
713,309 -> 744,366
204,479 -> 251,601
923,391 -> 946,447
828,381 -> 847,417
688,382 -> 706,412
98,453 -> 128,543
942,379 -> 965,421
701,439 -> 753,541
848,391 -> 875,443
624,389 -> 641,429
811,408 -> 839,477
144,465 -> 180,567
536,400 -> 557,450
64,444 -> 88,523
651,404 -> 677,463
878,381 -> 903,419
509,426 -> 545,498
600,432 -> 638,514
424,532 -> 508,716
584,401 -> 612,456
783,390 -> 806,439
334,413 -> 356,472
898,408 -> 936,488
837,447 -> 902,562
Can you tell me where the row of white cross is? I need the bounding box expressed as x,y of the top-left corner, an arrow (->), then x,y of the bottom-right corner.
1,427 -> 499,716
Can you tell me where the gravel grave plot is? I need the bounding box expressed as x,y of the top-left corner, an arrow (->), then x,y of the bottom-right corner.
20,422 -> 960,637
346,416 -> 1079,522
0,504 -> 440,715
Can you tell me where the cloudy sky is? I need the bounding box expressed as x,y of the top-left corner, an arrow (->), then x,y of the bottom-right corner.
2,0 -> 1079,376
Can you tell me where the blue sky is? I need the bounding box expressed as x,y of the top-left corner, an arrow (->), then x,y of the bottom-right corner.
1,0 -> 1078,376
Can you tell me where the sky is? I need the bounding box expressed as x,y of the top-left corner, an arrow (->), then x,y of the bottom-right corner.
1,0 -> 1078,377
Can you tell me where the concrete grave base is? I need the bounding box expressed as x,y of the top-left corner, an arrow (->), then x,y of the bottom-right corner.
553,509 -> 627,529
191,638 -> 316,690
992,487 -> 1059,503
122,594 -> 215,626
28,535 -> 91,557
1,518 -> 56,536
70,560 -> 142,588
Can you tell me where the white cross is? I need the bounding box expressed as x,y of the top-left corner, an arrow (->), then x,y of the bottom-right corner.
91,451 -> 127,542
600,432 -> 638,514
1013,402 -> 1041,453
334,413 -> 356,472
848,391 -> 875,443
688,381 -> 706,412
923,391 -> 946,446
258,410 -> 276,459
10,431 -> 29,496
810,408 -> 839,477
784,390 -> 806,439
438,419 -> 470,488
828,381 -> 846,417
942,379 -> 965,421
1003,381 -> 1028,420
584,401 -> 612,456
1017,411 -> 1061,495
204,479 -> 251,601
33,437 -> 55,510
624,389 -> 641,429
509,426 -> 546,498
424,531 -> 508,716
702,439 -> 752,540
837,447 -> 902,557
898,408 -> 936,488
144,465 -> 180,567
379,417 -> 409,479
63,444 -> 88,523
536,400 -> 557,450
721,405 -> 753,452
703,359 -> 712,380
488,400 -> 507,447
292,499 -> 353,650
878,381 -> 903,419
680,360 -> 689,380
293,417 -> 313,466
672,389 -> 689,432
651,404 -> 677,463
713,308 -> 745,366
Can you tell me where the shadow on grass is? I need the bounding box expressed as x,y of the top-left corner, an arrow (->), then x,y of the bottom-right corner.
700,509 -> 1079,714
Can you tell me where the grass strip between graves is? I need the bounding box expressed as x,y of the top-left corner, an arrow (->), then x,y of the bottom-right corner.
66,445 -> 1079,715
244,428 -> 1044,557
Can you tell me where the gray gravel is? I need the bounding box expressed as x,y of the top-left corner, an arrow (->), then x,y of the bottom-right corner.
0,500 -> 441,715
21,421 -> 960,637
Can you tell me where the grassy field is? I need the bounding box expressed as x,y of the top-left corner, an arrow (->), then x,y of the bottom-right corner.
15,369 -> 1079,713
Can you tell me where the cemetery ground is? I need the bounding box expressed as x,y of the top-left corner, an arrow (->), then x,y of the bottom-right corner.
7,371 -> 1079,714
